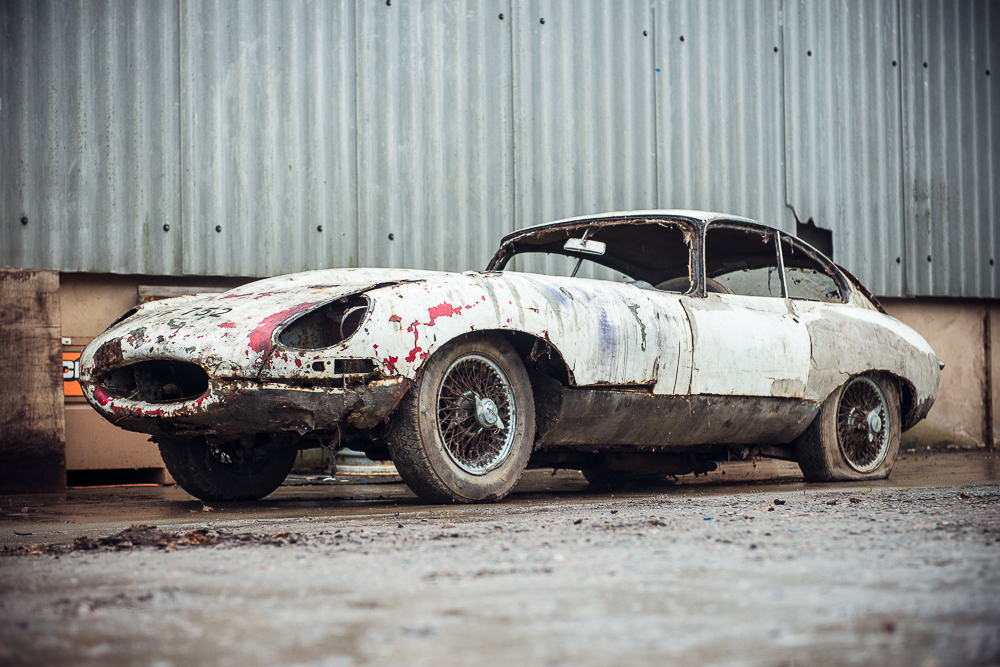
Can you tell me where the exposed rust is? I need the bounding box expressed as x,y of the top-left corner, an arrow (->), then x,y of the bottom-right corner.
93,339 -> 124,370
93,376 -> 413,439
532,378 -> 820,448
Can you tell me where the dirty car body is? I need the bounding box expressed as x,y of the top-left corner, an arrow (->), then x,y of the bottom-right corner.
79,211 -> 941,502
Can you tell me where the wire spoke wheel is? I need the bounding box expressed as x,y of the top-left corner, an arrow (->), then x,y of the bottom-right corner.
836,376 -> 891,473
384,334 -> 534,503
437,354 -> 516,475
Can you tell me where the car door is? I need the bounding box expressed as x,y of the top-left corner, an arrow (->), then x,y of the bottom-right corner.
682,222 -> 812,399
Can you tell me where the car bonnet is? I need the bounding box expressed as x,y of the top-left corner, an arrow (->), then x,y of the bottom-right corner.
80,268 -> 443,381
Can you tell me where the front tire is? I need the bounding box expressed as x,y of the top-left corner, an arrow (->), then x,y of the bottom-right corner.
158,437 -> 298,501
796,374 -> 900,482
385,334 -> 535,503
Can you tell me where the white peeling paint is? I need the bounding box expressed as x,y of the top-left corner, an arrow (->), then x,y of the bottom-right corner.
684,293 -> 812,398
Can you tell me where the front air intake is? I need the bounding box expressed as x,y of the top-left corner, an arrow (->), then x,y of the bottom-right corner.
100,360 -> 209,403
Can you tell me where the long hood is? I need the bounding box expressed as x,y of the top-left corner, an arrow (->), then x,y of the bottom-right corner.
80,268 -> 444,380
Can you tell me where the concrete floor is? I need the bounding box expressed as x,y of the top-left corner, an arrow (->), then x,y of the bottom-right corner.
1,452 -> 999,666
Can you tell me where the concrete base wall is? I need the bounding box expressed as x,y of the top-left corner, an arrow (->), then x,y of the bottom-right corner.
881,298 -> 997,449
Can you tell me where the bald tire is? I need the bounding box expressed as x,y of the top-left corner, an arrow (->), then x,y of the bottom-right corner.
795,375 -> 901,482
158,437 -> 297,501
385,334 -> 534,504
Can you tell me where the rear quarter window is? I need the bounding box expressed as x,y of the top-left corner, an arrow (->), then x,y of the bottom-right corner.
781,236 -> 844,303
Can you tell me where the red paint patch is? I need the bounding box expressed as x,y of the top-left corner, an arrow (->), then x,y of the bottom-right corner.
426,302 -> 463,326
295,358 -> 302,368
406,321 -> 422,363
93,386 -> 112,406
373,343 -> 378,350
419,352 -> 428,360
219,321 -> 236,329
383,356 -> 399,374
389,314 -> 402,323
405,346 -> 423,363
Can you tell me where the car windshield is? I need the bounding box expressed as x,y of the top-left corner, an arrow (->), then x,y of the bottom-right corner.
489,220 -> 696,290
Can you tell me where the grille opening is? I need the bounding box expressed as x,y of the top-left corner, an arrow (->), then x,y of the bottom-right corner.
101,360 -> 209,403
278,295 -> 370,349
283,359 -> 378,389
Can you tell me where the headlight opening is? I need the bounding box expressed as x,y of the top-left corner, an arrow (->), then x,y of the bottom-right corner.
278,295 -> 370,349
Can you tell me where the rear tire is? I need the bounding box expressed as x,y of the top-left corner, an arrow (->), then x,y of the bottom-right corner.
385,334 -> 534,503
796,374 -> 900,482
158,437 -> 297,501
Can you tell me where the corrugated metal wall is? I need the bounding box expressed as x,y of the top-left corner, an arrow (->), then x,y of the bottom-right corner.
783,0 -> 906,298
356,1 -> 513,272
1,0 -> 182,275
1,0 -> 996,297
655,0 -> 790,233
180,0 -> 358,277
901,0 -> 998,298
511,0 -> 655,279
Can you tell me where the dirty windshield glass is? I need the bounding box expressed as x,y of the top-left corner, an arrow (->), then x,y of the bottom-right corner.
496,221 -> 694,289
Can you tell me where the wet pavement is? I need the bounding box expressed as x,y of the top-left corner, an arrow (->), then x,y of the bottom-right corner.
1,451 -> 999,666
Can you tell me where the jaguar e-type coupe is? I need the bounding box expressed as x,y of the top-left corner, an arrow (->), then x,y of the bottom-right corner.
79,211 -> 941,503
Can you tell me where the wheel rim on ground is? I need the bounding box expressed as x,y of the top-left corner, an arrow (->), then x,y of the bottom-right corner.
837,376 -> 892,473
436,353 -> 516,475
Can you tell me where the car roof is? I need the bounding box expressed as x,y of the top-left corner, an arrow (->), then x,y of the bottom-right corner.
499,209 -> 762,245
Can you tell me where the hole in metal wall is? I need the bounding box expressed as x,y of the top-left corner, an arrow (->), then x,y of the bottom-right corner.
796,218 -> 834,259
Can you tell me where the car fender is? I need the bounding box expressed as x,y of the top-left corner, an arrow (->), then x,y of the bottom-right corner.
262,271 -> 693,392
792,301 -> 941,429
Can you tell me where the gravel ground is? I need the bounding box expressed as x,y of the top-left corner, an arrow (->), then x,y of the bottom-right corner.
1,482 -> 998,667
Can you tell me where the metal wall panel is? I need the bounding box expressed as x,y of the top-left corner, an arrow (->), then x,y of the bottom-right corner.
655,0 -> 791,232
511,0 -> 656,279
356,1 -> 514,273
901,0 -> 998,298
1,0 -> 997,298
180,0 -> 357,277
783,0 -> 906,297
0,0 -> 182,275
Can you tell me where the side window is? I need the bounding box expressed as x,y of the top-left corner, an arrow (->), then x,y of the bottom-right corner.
780,236 -> 843,303
704,225 -> 782,297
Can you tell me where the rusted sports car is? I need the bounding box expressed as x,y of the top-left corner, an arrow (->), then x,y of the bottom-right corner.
79,211 -> 941,503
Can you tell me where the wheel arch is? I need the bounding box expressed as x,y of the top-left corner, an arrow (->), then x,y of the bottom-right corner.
422,329 -> 575,387
808,369 -> 917,432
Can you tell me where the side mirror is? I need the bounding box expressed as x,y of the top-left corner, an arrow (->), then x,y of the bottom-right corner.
564,237 -> 606,256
